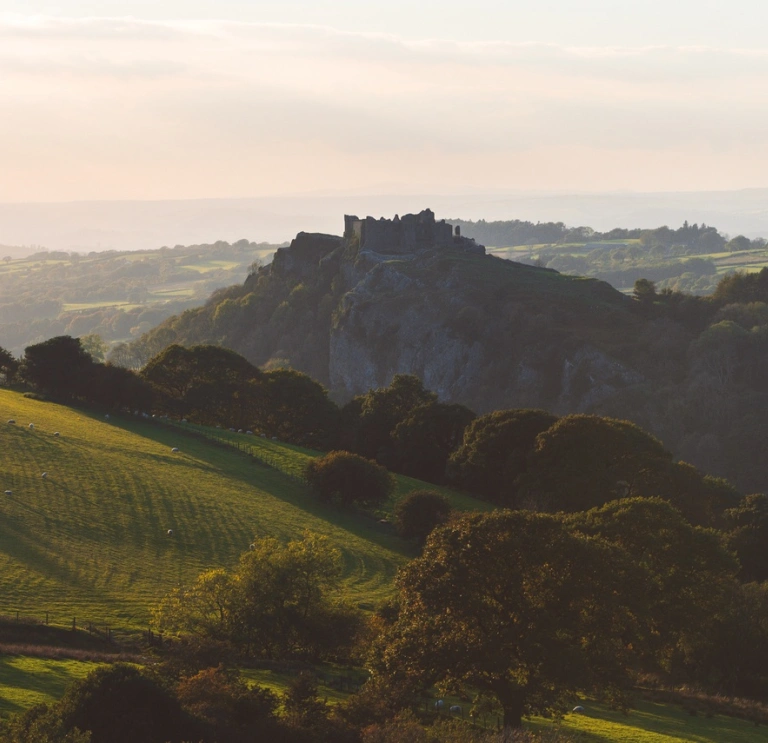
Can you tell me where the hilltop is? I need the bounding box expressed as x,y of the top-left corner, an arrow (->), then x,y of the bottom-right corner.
138,210 -> 651,415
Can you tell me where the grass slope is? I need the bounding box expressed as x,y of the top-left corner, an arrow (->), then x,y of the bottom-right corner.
534,699 -> 768,743
0,656 -> 101,717
0,390 -> 451,633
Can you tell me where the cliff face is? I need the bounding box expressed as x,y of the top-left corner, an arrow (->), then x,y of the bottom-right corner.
326,248 -> 646,414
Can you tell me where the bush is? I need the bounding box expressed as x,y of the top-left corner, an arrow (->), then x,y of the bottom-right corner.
305,451 -> 395,508
394,490 -> 451,544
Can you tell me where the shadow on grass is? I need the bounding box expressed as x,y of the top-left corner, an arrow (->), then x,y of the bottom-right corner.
97,412 -> 415,560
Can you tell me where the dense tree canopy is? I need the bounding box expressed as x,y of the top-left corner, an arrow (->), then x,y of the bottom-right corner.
21,335 -> 95,400
390,402 -> 475,483
374,510 -> 641,728
341,375 -> 438,464
447,409 -> 557,505
142,344 -> 260,425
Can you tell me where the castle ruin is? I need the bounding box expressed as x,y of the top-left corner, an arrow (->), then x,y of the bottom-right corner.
344,209 -> 484,256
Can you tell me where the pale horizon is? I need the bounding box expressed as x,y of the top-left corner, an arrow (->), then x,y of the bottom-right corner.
1,2 -> 768,204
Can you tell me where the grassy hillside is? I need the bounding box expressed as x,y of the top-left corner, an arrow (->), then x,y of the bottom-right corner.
0,390 -> 468,634
0,656 -> 101,717
533,699 -> 768,742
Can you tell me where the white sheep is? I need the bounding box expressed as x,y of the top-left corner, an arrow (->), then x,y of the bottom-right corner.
104,414 -> 110,420
41,472 -> 47,479
246,430 -> 253,435
166,529 -> 174,537
4,490 -> 11,496
249,543 -> 256,551
260,433 -> 266,438
171,447 -> 179,453
28,423 -> 34,429
53,432 -> 60,437
271,436 -> 277,441
572,706 -> 585,714
450,705 -> 462,715
7,419 -> 15,424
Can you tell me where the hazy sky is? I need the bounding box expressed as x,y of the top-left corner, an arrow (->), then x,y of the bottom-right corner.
2,1 -> 768,201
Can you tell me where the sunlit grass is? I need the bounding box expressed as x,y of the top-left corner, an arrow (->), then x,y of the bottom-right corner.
0,656 -> 102,716
530,699 -> 767,743
0,390 -> 418,635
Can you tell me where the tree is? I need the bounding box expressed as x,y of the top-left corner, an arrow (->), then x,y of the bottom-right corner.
42,664 -> 194,743
175,666 -> 278,743
393,490 -> 451,545
341,375 -> 438,463
724,493 -> 768,582
567,498 -> 739,679
374,510 -> 640,728
142,344 -> 260,425
155,533 -> 361,661
518,414 -> 672,513
632,278 -> 657,306
305,451 -> 395,509
255,368 -> 339,448
21,336 -> 94,400
78,334 -> 108,363
447,409 -> 557,505
0,346 -> 18,385
390,403 -> 475,483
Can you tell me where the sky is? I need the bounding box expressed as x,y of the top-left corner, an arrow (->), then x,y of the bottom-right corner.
1,1 -> 768,201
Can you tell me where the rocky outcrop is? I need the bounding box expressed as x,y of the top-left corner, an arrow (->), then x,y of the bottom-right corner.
270,232 -> 342,280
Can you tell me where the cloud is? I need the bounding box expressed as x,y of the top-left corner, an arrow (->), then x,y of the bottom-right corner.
1,14 -> 767,199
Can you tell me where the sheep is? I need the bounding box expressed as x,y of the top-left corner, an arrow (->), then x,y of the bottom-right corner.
229,427 -> 236,432
41,472 -> 47,479
246,430 -> 253,435
572,706 -> 585,714
260,433 -> 266,438
181,418 -> 187,423
166,529 -> 174,537
434,700 -> 445,710
28,423 -> 34,429
171,447 -> 179,453
238,429 -> 243,433
4,490 -> 11,496
271,436 -> 277,441
450,705 -> 462,715
104,414 -> 110,420
249,543 -> 256,551
53,432 -> 60,437
7,419 -> 14,424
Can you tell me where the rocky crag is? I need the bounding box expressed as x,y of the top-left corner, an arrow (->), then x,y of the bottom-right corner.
143,209 -> 659,417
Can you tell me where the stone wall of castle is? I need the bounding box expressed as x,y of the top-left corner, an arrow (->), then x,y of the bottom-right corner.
345,208 -> 461,255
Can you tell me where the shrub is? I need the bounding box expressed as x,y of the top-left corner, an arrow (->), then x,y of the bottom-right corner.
305,451 -> 395,508
394,490 -> 451,544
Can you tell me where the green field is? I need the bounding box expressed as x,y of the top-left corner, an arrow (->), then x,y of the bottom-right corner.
0,389 -> 436,634
533,699 -> 768,742
0,656 -> 101,716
